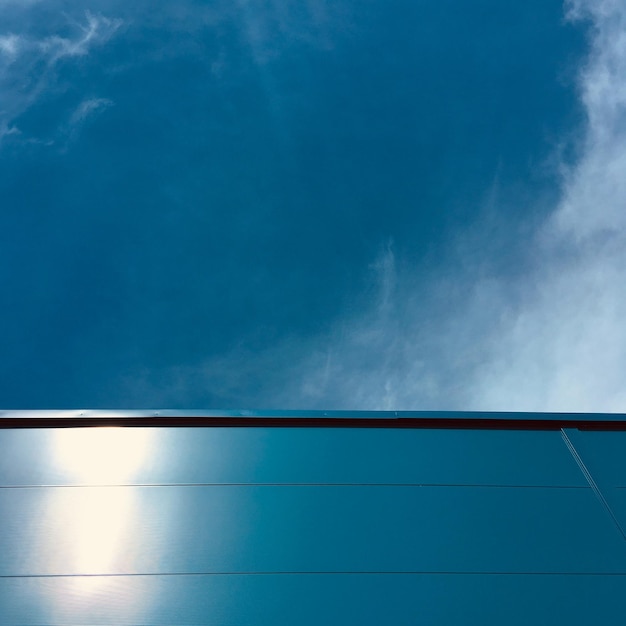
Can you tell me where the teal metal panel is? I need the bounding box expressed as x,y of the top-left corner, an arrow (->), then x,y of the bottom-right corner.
0,427 -> 587,487
0,414 -> 624,625
2,574 -> 626,626
0,484 -> 624,577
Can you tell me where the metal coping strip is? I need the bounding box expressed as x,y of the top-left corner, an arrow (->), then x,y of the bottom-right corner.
1,411 -> 626,430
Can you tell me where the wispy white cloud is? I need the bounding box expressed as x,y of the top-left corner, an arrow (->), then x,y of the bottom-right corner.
308,0 -> 626,413
103,0 -> 626,413
0,121 -> 20,143
193,0 -> 626,413
0,9 -> 121,146
69,97 -> 114,127
51,96 -> 114,149
467,0 -> 626,411
39,12 -> 121,63
0,33 -> 20,58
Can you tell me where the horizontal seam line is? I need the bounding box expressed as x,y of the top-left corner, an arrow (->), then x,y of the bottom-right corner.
0,483 -> 591,489
2,571 -> 626,579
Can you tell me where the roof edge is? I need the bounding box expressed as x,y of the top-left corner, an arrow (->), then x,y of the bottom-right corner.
1,410 -> 626,430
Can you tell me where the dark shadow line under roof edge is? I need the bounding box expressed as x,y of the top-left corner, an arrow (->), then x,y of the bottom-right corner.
1,410 -> 626,430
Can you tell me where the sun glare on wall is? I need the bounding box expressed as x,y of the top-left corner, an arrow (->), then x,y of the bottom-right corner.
41,427 -> 155,618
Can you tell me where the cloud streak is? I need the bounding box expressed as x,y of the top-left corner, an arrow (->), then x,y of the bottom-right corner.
64,0 -> 626,414
69,97 -> 114,126
340,0 -> 626,412
0,8 -> 121,146
227,0 -> 626,412
467,0 -> 626,411
40,12 -> 121,62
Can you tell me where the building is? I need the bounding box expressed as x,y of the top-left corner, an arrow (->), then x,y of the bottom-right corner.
1,410 -> 625,624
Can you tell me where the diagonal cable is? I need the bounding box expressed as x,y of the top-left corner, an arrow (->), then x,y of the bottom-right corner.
561,429 -> 626,541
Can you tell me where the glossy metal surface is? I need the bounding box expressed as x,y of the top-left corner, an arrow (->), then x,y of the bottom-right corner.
0,417 -> 624,625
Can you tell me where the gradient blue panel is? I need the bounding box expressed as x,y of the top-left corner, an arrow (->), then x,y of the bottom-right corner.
0,424 -> 623,626
0,427 -> 586,486
1,574 -> 626,626
603,489 -> 626,539
563,430 -> 626,488
0,484 -> 624,576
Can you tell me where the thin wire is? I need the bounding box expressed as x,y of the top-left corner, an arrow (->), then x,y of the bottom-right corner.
561,429 -> 626,541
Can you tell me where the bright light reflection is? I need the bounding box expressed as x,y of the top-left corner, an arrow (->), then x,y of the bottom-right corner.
45,427 -> 154,614
71,487 -> 135,573
53,427 -> 152,485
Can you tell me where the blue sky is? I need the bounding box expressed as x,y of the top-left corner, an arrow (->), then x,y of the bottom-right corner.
0,0 -> 623,411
